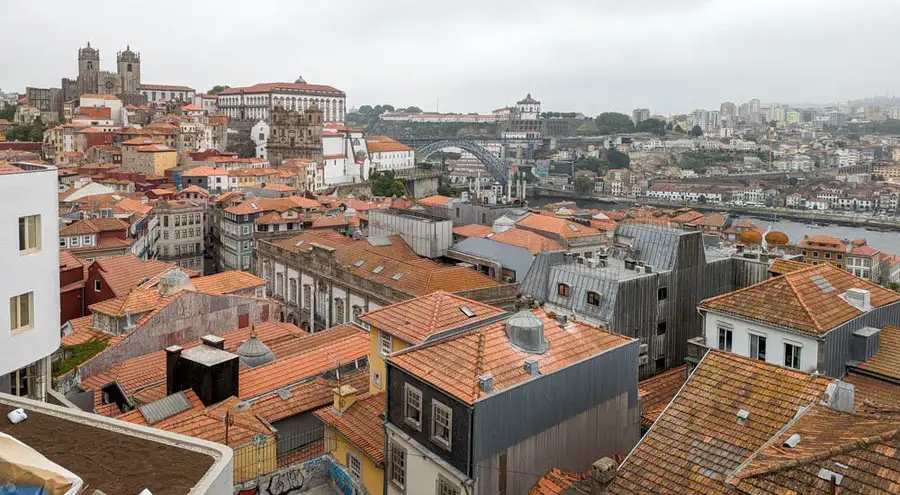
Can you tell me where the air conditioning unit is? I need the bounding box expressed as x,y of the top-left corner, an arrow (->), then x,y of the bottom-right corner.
576,256 -> 587,265
502,276 -> 515,283
639,343 -> 648,355
638,355 -> 649,366
586,258 -> 598,268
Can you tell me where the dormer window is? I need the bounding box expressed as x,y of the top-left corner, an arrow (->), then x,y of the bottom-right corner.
557,283 -> 570,297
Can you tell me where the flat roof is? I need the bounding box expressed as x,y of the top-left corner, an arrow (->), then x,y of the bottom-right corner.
0,394 -> 223,494
181,344 -> 238,366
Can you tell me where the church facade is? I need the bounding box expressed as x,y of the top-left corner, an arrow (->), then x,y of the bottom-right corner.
265,103 -> 324,166
61,43 -> 145,106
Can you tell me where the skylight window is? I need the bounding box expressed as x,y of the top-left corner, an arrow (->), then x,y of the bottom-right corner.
353,259 -> 366,267
250,203 -> 259,210
294,240 -> 306,247
460,306 -> 476,317
567,224 -> 580,232
810,274 -> 835,293
373,265 -> 385,273
486,233 -> 494,238
392,272 -> 404,280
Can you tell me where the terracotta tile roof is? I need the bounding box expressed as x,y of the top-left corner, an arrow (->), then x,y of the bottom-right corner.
160,397 -> 275,447
686,213 -> 727,228
191,270 -> 265,295
121,137 -> 157,146
360,291 -> 505,345
78,107 -> 111,119
367,138 -> 412,153
843,373 -> 900,411
851,245 -> 880,256
610,350 -> 833,494
239,324 -> 369,398
699,264 -> 900,337
59,250 -> 86,272
314,392 -> 386,463
182,166 -> 228,177
91,255 -> 184,297
312,215 -> 348,228
60,218 -> 130,236
82,321 -> 310,401
768,258 -> 808,276
854,325 -> 900,381
81,94 -> 121,101
728,406 -> 900,495
798,235 -> 847,251
177,185 -> 209,196
60,315 -> 122,347
273,231 -> 499,297
251,369 -> 369,423
516,214 -> 601,239
416,195 -> 454,206
389,309 -> 632,404
139,84 -> 195,92
638,365 -> 687,429
528,468 -> 587,495
88,287 -> 167,317
453,224 -> 493,238
181,104 -> 203,112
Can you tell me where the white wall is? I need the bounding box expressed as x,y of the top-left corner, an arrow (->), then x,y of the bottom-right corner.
703,311 -> 819,372
385,428 -> 465,495
0,165 -> 61,375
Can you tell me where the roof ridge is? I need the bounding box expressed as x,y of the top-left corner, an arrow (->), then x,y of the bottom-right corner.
781,271 -> 825,334
471,331 -> 486,400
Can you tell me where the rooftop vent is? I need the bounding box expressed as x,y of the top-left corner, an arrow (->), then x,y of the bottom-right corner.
783,433 -> 801,448
555,313 -> 568,326
524,358 -> 540,377
817,468 -> 843,486
842,288 -> 872,312
236,334 -> 276,368
736,409 -> 750,425
624,259 -> 637,270
278,388 -> 292,400
505,311 -> 548,354
478,374 -> 494,394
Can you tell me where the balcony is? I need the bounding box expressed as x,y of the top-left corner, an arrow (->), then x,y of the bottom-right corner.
686,336 -> 710,370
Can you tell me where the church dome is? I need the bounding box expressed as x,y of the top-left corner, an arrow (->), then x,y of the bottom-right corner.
237,333 -> 275,368
156,269 -> 196,296
120,45 -> 137,59
80,42 -> 98,56
294,76 -> 307,84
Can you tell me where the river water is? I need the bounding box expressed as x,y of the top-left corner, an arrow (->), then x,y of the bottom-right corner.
527,197 -> 900,253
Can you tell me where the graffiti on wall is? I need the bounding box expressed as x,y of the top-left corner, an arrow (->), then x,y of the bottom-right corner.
234,456 -> 329,495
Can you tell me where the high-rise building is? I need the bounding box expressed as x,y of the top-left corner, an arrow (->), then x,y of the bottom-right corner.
719,102 -> 737,128
0,162 -> 60,401
739,102 -> 750,120
749,98 -> 761,122
632,108 -> 651,124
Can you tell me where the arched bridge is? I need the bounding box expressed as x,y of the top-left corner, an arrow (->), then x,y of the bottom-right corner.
412,139 -> 510,184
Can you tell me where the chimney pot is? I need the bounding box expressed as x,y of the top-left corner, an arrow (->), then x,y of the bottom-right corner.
332,384 -> 358,413
201,334 -> 226,349
478,374 -> 494,394
591,457 -> 619,485
524,358 -> 540,377
556,313 -> 568,326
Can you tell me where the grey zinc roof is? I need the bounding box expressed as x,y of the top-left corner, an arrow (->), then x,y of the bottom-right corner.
615,223 -> 684,271
451,237 -> 535,282
138,391 -> 192,425
545,261 -> 640,322
519,251 -> 567,301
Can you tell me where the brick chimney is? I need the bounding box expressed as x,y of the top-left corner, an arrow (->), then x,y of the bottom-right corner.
565,457 -> 618,494
165,345 -> 183,396
332,385 -> 358,414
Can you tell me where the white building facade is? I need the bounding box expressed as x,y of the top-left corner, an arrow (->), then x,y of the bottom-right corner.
0,163 -> 60,400
216,81 -> 346,123
140,84 -> 196,102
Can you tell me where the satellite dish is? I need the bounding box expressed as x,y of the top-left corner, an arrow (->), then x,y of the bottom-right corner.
740,230 -> 763,245
765,231 -> 789,246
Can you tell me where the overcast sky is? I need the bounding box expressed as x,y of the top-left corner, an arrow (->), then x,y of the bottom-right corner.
3,0 -> 899,115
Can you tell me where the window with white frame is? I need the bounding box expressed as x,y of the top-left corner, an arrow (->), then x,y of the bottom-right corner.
18,215 -> 41,252
9,292 -> 33,332
437,475 -> 461,495
431,400 -> 452,450
404,383 -> 422,429
94,280 -> 101,292
346,451 -> 362,480
389,442 -> 406,489
784,343 -> 801,370
750,334 -> 766,361
380,330 -> 392,356
718,326 -> 733,351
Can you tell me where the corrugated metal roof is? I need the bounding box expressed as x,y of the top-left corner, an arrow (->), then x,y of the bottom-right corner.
616,223 -> 684,271
451,237 -> 535,281
139,391 -> 192,425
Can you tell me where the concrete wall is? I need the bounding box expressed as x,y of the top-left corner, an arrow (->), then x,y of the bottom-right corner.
233,456 -> 329,495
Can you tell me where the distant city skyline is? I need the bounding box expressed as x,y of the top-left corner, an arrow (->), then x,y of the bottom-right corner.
3,0 -> 900,115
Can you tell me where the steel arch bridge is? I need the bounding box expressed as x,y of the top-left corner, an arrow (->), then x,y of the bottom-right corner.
415,139 -> 509,184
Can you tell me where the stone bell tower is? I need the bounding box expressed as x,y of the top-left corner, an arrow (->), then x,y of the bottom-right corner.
117,45 -> 141,96
77,42 -> 100,95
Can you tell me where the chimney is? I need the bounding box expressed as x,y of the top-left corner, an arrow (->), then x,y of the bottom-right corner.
524,358 -> 540,377
568,457 -> 618,493
555,313 -> 568,326
624,259 -> 637,270
736,244 -> 745,254
478,374 -> 494,394
201,334 -> 226,350
850,327 -> 880,363
842,288 -> 872,312
165,345 -> 183,396
821,380 -> 855,413
332,385 -> 358,414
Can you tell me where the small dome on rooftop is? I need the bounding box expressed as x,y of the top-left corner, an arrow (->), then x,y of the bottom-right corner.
237,332 -> 276,368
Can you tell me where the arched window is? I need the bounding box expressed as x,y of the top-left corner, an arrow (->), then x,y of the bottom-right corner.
586,291 -> 601,307
87,61 -> 93,70
127,63 -> 132,72
303,284 -> 312,309
334,299 -> 345,325
557,283 -> 570,297
352,305 -> 363,323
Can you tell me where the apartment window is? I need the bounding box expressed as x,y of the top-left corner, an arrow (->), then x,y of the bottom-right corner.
557,283 -> 570,297
163,231 -> 169,240
18,215 -> 41,252
346,452 -> 362,480
657,321 -> 667,335
379,330 -> 393,356
813,251 -> 819,258
837,264 -> 843,269
718,327 -> 733,351
373,371 -> 382,389
82,235 -> 92,245
9,292 -> 33,332
437,476 -> 461,495
801,250 -> 807,256
837,254 -> 843,260
389,442 -> 407,489
94,280 -> 101,292
404,383 -> 422,429
70,237 -> 80,248
586,291 -> 601,307
431,400 -> 452,450
750,334 -> 767,361
824,252 -> 831,260
654,356 -> 666,370
784,343 -> 801,370
658,287 -> 668,301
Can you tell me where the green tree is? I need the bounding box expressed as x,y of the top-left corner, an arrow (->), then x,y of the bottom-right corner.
635,118 -> 666,136
0,104 -> 16,121
574,156 -> 609,174
665,122 -> 674,131
698,195 -> 708,204
887,282 -> 900,292
574,176 -> 595,195
594,112 -> 635,134
606,148 -> 630,169
437,182 -> 460,197
689,125 -> 703,137
402,106 -> 422,113
207,85 -> 229,95
27,117 -> 46,142
370,171 -> 407,197
358,105 -> 374,114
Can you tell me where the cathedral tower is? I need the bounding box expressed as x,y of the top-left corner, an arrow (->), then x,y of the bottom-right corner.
117,45 -> 141,95
77,42 -> 100,95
